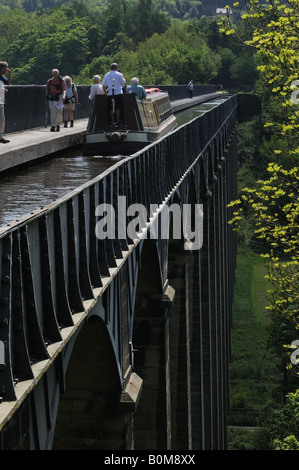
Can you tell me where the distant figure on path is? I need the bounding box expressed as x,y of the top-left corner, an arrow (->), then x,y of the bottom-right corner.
126,77 -> 147,100
46,68 -> 66,132
63,76 -> 78,127
187,80 -> 194,99
89,75 -> 105,101
0,61 -> 11,144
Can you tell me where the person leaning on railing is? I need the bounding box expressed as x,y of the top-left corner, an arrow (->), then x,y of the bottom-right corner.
0,61 -> 11,144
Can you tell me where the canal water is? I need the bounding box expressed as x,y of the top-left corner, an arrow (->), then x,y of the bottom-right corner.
0,98 -> 227,228
0,155 -> 123,228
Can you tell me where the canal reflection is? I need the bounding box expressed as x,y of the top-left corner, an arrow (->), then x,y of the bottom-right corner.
175,98 -> 228,127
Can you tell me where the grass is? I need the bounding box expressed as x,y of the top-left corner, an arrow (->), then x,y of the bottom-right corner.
227,247 -> 281,449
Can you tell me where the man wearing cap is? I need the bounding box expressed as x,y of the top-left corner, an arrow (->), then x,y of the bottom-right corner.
0,61 -> 11,144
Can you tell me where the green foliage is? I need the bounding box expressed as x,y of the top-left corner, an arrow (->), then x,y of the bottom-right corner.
0,0 -> 172,85
258,135 -> 297,172
131,0 -> 171,42
0,9 -> 33,52
221,0 -> 299,145
73,55 -> 113,85
4,7 -> 93,84
264,391 -> 299,449
236,117 -> 263,170
229,165 -> 299,375
112,23 -> 221,85
221,0 -> 299,450
74,20 -> 221,86
0,0 -> 259,88
224,0 -> 299,382
273,435 -> 299,450
230,48 -> 259,84
228,250 -> 280,418
191,16 -> 258,88
227,426 -> 266,450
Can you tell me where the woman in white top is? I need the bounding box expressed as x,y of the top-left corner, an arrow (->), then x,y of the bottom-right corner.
89,75 -> 105,100
63,75 -> 78,127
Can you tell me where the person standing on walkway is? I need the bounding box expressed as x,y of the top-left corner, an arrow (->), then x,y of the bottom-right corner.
63,76 -> 78,127
46,69 -> 66,132
88,75 -> 105,101
0,61 -> 11,144
102,63 -> 126,125
187,80 -> 194,99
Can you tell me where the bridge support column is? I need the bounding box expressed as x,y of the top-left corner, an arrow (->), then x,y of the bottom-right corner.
167,239 -> 191,450
132,271 -> 176,450
53,318 -> 143,450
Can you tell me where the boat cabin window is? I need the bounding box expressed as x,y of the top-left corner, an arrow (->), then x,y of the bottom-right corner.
88,92 -> 172,133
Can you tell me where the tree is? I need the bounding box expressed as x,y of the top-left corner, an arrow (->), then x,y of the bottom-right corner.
113,22 -> 221,85
228,164 -> 299,379
220,0 -> 299,146
223,1 -> 299,405
130,0 -> 171,43
229,48 -> 259,85
0,8 -> 33,51
2,3 -> 97,84
264,391 -> 299,449
190,16 -> 259,89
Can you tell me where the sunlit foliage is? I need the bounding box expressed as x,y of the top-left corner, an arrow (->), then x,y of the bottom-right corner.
224,0 -> 299,408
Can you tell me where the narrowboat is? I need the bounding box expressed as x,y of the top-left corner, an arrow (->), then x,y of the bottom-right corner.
83,89 -> 177,155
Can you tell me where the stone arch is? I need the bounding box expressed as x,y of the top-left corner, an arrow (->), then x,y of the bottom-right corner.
52,316 -> 123,450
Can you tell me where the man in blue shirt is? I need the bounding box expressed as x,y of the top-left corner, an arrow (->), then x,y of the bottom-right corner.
0,61 -> 11,144
126,77 -> 147,100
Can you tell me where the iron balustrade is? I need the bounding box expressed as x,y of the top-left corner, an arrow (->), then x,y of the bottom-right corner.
4,84 -> 219,134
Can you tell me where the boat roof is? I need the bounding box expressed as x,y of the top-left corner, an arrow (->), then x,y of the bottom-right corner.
144,89 -> 169,100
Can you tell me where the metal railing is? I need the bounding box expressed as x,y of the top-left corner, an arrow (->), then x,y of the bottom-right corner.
4,84 -> 219,134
